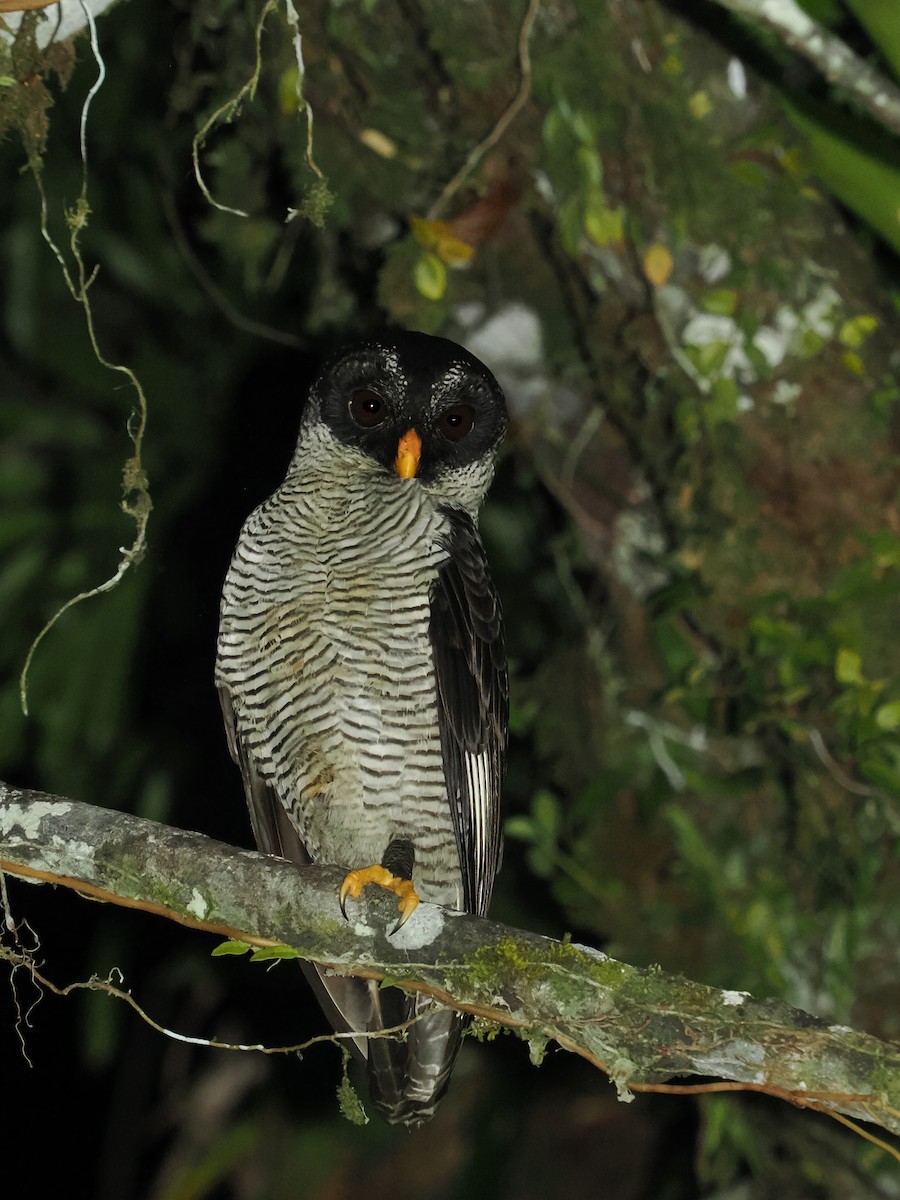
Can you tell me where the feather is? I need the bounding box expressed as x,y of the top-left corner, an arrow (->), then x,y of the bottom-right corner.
429,508 -> 508,916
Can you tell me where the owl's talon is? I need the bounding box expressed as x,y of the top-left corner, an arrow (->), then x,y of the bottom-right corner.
339,865 -> 419,934
389,886 -> 419,936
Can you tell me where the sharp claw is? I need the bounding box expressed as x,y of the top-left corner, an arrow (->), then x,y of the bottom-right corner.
338,875 -> 355,921
389,885 -> 419,936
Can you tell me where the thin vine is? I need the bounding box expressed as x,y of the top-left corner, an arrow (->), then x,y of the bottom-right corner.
18,0 -> 152,716
191,0 -> 278,218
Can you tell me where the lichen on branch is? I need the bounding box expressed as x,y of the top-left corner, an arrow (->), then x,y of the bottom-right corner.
1,781 -> 898,1147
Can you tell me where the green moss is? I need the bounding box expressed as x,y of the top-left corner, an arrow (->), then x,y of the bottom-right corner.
0,13 -> 76,166
336,1050 -> 369,1126
458,936 -> 634,1019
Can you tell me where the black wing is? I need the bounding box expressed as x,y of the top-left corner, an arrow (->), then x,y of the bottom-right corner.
429,507 -> 508,916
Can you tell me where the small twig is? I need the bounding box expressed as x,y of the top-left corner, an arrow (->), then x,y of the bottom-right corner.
709,0 -> 900,137
427,0 -> 541,220
630,1077 -> 900,1164
823,1110 -> 900,1165
806,727 -> 875,797
0,945 -> 420,1056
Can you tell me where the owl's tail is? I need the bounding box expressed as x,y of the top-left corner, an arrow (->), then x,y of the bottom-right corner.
305,965 -> 464,1127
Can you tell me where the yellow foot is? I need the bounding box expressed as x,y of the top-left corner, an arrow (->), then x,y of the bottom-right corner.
339,865 -> 419,934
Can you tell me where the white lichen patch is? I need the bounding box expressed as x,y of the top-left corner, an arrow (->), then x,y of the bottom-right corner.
390,903 -> 445,951
571,942 -> 609,962
772,380 -> 802,406
658,270 -> 842,412
698,244 -> 731,283
609,1057 -> 637,1103
0,800 -> 70,840
187,888 -> 209,920
692,1039 -> 766,1084
51,837 -> 94,863
727,58 -> 747,100
721,989 -> 750,1006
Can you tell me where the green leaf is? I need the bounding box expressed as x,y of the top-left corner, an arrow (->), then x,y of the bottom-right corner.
844,0 -> 900,81
413,251 -> 446,300
211,939 -> 252,956
787,102 -> 900,254
532,788 -> 561,841
699,289 -> 738,317
526,845 -> 556,879
798,0 -> 842,23
875,700 -> 900,731
835,647 -> 864,685
249,944 -> 303,961
575,143 -> 603,187
706,376 -> 740,424
505,815 -> 537,842
690,340 -> 730,378
839,313 -> 878,348
583,188 -> 624,245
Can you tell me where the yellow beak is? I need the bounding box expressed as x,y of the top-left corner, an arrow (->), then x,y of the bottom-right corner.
394,428 -> 422,479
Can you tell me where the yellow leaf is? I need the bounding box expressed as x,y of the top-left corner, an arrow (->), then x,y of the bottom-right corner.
409,216 -> 474,265
688,91 -> 712,119
838,313 -> 878,348
410,214 -> 438,249
643,243 -> 674,288
435,231 -> 475,266
359,128 -> 398,159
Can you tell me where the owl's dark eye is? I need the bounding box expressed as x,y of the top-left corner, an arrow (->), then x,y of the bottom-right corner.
349,388 -> 387,428
438,404 -> 476,442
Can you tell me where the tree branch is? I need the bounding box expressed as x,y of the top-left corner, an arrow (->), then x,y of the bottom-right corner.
709,0 -> 900,136
1,781 -> 898,1137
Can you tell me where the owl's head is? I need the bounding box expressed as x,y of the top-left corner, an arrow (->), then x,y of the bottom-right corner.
296,332 -> 508,511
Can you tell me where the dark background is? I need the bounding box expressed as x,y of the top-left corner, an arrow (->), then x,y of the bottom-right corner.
2,1 -> 899,1196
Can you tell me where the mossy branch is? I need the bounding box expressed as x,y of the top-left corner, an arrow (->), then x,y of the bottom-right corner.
1,781 -> 898,1144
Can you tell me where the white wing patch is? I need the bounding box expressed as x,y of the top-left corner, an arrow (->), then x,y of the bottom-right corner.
464,748 -> 493,911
